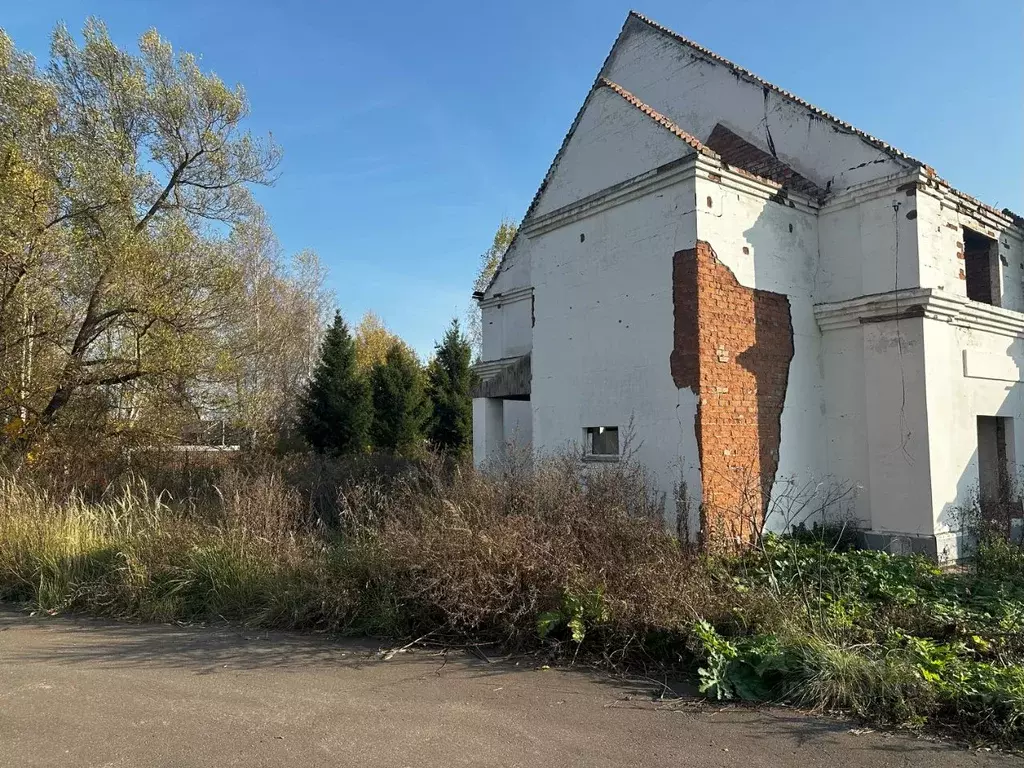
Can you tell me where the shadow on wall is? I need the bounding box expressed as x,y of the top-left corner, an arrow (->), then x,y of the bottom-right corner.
752,189 -> 1020,553
728,187 -> 830,537
934,335 -> 1024,555
734,268 -> 795,531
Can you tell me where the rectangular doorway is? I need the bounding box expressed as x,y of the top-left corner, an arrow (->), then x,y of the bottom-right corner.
977,416 -> 1015,521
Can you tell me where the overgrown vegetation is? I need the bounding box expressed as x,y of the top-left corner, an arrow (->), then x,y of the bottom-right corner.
1,452 -> 1022,749
0,20 -> 334,450
0,19 -> 476,460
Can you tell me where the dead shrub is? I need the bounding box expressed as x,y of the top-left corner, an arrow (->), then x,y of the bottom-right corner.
346,453 -> 725,648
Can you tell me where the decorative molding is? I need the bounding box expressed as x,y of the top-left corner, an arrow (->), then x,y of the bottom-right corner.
523,156 -> 698,237
695,156 -> 819,215
479,285 -> 532,309
818,169 -> 923,216
582,454 -> 620,464
524,152 -> 820,238
918,174 -> 1023,242
814,288 -> 1024,338
957,301 -> 1024,338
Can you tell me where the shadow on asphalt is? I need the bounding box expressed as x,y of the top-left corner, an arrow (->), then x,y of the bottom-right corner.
0,608 -> 996,760
0,608 -> 455,673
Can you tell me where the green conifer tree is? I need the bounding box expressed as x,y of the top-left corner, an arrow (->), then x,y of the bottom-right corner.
426,319 -> 475,458
297,311 -> 371,453
369,343 -> 428,455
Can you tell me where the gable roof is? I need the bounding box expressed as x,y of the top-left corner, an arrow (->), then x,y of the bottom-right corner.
482,11 -> 1019,299
626,11 -> 927,172
520,77 -> 711,231
482,75 -> 710,295
598,78 -> 714,155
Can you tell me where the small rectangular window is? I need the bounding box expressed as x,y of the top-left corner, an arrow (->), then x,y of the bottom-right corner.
584,426 -> 619,458
964,227 -> 1000,306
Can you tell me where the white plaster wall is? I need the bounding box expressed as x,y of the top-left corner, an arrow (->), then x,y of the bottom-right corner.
817,189 -> 921,303
819,325 -> 871,525
695,176 -> 827,530
924,320 -> 1024,537
532,85 -> 690,218
861,317 -> 934,534
603,18 -> 912,193
480,304 -> 502,361
482,233 -> 534,364
472,397 -> 504,470
530,176 -> 702,524
818,317 -> 935,539
915,196 -> 1024,547
481,296 -> 532,361
816,189 -> 1024,544
472,398 -> 486,467
488,236 -> 530,297
817,188 -> 930,533
473,397 -> 534,469
503,399 -> 533,450
916,191 -> 1024,311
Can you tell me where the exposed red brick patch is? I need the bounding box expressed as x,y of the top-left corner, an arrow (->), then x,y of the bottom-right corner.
672,241 -> 794,546
705,124 -> 824,199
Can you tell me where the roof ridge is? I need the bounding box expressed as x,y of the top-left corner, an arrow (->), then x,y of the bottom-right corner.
597,77 -> 717,157
626,10 -> 926,170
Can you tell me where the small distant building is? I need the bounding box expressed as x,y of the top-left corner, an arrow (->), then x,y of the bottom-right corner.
472,12 -> 1024,559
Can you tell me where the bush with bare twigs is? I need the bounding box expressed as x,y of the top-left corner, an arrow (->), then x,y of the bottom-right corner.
1,450 -> 1023,747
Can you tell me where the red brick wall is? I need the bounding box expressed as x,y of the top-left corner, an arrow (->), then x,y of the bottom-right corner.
672,241 -> 794,545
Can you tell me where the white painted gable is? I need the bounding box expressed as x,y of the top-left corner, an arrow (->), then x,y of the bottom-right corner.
602,15 -> 915,192
530,84 -> 695,219
488,234 -> 529,295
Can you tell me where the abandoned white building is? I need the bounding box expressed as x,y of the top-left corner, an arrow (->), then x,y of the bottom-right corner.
471,11 -> 1024,559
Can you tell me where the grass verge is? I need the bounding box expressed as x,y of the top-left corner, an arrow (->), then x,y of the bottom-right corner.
1,456 -> 1022,748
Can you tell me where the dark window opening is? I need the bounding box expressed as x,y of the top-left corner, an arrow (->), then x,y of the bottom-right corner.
964,228 -> 1000,306
584,426 -> 619,457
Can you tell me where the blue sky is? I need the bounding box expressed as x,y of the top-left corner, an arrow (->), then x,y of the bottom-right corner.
5,1 -> 1022,357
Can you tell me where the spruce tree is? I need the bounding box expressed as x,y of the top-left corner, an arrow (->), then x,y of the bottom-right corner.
426,319 -> 475,458
297,311 -> 371,453
370,343 -> 429,455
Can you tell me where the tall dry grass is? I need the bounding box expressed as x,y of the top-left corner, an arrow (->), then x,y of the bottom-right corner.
4,449 -> 1024,747
0,451 -> 742,647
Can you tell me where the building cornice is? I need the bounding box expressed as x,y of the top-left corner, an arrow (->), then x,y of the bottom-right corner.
523,155 -> 699,236
478,285 -> 532,309
814,288 -> 1024,338
524,152 -> 821,238
820,169 -> 1023,244
473,355 -> 523,380
917,175 -> 1024,244
818,169 -> 923,216
471,354 -> 531,399
694,155 -> 820,215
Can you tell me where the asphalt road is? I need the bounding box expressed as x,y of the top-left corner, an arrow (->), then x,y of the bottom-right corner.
0,610 -> 1016,767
